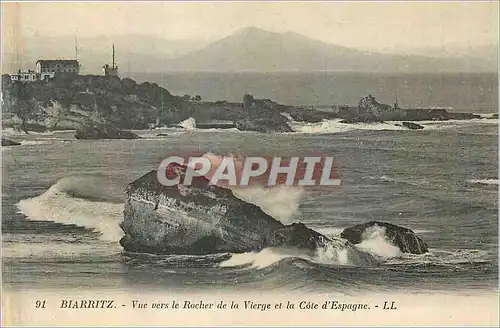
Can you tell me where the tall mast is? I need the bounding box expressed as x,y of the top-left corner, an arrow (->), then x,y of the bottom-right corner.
394,87 -> 399,109
75,36 -> 78,60
112,43 -> 115,68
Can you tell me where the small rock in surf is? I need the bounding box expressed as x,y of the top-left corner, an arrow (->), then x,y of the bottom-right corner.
341,221 -> 428,254
401,122 -> 425,130
2,138 -> 21,146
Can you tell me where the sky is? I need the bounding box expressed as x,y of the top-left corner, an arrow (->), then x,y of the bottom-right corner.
2,1 -> 499,52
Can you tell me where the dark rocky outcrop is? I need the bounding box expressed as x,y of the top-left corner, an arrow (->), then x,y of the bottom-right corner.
338,95 -> 483,124
119,166 -> 376,265
401,122 -> 424,130
2,75 -> 482,133
341,221 -> 428,254
358,95 -> 392,120
288,107 -> 339,123
235,94 -> 293,133
1,75 -> 175,131
1,138 -> 21,146
74,124 -> 140,140
447,112 -> 481,120
156,133 -> 169,137
235,118 -> 292,133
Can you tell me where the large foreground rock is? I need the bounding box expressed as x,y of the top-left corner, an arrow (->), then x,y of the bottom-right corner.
2,138 -> 21,146
75,124 -> 140,140
119,166 -> 376,265
341,221 -> 428,254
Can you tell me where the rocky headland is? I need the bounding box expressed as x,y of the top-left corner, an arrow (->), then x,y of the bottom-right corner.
1,74 -> 486,136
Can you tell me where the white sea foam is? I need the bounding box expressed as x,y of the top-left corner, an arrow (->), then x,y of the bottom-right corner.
177,117 -> 197,130
20,140 -> 51,146
466,179 -> 499,185
314,227 -> 344,237
17,176 -> 124,242
355,225 -> 402,258
197,152 -> 306,223
477,113 -> 498,119
290,117 -> 497,134
219,240 -> 362,269
219,248 -> 293,269
231,185 -> 304,223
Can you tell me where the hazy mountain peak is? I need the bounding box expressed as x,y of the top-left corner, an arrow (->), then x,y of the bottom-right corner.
234,26 -> 272,35
167,27 -> 496,72
3,27 -> 495,74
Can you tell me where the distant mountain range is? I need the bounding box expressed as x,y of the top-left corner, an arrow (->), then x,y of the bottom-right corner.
2,27 -> 497,74
2,34 -> 208,74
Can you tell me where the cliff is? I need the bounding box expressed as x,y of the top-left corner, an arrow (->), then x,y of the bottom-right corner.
1,75 -> 293,133
1,74 -> 186,131
1,75 -> 481,134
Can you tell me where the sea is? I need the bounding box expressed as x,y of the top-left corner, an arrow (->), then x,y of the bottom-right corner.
1,72 -> 498,298
127,72 -> 498,112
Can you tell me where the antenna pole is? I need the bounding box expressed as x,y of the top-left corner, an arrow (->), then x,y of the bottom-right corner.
394,87 -> 399,109
112,43 -> 115,68
75,36 -> 78,60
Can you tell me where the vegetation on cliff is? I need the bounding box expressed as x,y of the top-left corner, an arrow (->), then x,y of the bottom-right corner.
1,74 -> 482,135
1,74 -> 189,131
1,75 -> 295,133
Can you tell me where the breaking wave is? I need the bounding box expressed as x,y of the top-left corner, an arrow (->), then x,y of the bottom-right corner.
289,118 -> 498,134
13,174 -> 492,272
355,225 -> 402,258
17,175 -> 125,241
231,186 -> 304,223
177,117 -> 197,130
219,237 -> 376,269
466,179 -> 499,186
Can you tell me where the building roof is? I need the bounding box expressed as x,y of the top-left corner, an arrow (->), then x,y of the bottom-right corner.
36,59 -> 79,65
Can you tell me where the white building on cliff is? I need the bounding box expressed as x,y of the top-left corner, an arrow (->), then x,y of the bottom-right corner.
35,59 -> 80,76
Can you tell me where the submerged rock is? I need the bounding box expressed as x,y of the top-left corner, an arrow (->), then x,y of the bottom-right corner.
341,221 -> 428,254
401,122 -> 424,130
119,166 -> 376,265
1,138 -> 21,146
74,124 -> 140,140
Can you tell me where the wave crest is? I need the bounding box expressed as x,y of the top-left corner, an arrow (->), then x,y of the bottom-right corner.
466,179 -> 499,185
17,175 -> 125,241
220,236 -> 377,269
177,117 -> 197,130
355,225 -> 402,258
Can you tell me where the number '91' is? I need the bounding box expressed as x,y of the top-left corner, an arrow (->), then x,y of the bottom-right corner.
35,300 -> 46,308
